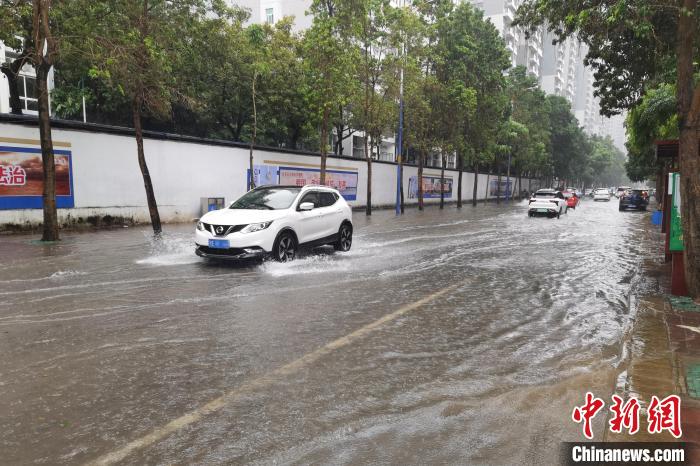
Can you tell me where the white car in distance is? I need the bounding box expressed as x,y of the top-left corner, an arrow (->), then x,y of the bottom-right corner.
528,189 -> 567,218
593,188 -> 611,201
195,185 -> 353,261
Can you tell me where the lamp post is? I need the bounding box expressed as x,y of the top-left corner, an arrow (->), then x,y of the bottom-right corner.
395,0 -> 406,215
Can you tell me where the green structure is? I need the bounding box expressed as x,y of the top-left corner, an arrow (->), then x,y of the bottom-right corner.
669,172 -> 684,252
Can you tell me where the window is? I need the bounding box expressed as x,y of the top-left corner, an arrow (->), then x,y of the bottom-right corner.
265,8 -> 274,24
229,187 -> 301,210
352,135 -> 365,158
17,75 -> 38,112
298,191 -> 319,209
4,49 -> 19,65
319,192 -> 337,207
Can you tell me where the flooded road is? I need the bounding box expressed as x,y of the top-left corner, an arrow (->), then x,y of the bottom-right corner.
0,199 -> 658,465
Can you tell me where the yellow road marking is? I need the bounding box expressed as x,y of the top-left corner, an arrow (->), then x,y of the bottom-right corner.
678,324 -> 700,335
86,282 -> 463,465
0,136 -> 71,147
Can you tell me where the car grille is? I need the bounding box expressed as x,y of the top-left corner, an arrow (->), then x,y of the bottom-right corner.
201,223 -> 246,237
197,245 -> 247,256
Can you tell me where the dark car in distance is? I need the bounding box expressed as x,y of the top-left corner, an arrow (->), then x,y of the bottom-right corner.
619,189 -> 649,211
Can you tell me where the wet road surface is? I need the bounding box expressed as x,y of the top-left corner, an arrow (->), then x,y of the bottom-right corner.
0,199 -> 658,465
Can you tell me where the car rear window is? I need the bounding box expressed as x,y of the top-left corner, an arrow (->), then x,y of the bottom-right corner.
535,192 -> 555,197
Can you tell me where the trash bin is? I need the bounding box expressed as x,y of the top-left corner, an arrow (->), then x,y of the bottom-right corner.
200,197 -> 225,216
651,210 -> 663,225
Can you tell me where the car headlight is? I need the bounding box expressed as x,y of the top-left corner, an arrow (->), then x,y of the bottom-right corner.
196,221 -> 205,231
240,221 -> 273,234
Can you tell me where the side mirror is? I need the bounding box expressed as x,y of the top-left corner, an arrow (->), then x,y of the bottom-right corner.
299,202 -> 314,211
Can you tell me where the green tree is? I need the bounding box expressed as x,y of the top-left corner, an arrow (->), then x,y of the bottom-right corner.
588,135 -> 629,187
507,67 -> 551,193
304,0 -> 357,185
546,95 -> 590,188
84,0 -> 220,234
625,84 -> 678,182
346,0 -> 398,215
0,0 -> 70,241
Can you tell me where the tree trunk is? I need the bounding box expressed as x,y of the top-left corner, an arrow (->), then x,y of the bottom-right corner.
496,163 -> 502,205
133,96 -> 162,234
518,171 -> 523,200
506,155 -> 512,202
320,107 -> 329,185
457,155 -> 463,209
418,151 -> 424,211
399,144 -> 404,214
676,0 -> 700,298
439,153 -> 445,210
366,135 -> 372,216
472,162 -> 478,207
678,125 -> 700,297
249,73 -> 257,190
484,171 -> 490,202
37,63 -> 59,241
1,63 -> 24,115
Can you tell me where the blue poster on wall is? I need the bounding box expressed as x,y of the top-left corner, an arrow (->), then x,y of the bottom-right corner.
0,145 -> 75,210
407,175 -> 453,199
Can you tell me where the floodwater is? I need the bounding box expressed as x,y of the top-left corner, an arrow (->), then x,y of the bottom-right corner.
0,199 -> 657,465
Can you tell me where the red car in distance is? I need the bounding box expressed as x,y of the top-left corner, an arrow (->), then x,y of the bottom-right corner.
562,190 -> 580,210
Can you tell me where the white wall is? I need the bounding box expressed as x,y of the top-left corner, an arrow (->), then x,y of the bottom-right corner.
0,121 -> 532,226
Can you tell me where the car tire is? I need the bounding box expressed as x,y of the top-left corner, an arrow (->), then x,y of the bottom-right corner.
619,205 -> 624,211
273,231 -> 296,262
334,223 -> 353,251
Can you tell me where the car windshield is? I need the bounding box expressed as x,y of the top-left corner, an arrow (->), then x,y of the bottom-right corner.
229,187 -> 301,210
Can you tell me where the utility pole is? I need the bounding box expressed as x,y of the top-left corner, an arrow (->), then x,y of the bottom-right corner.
395,0 -> 406,215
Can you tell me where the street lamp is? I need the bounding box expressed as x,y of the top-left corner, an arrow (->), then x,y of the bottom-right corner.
395,0 -> 406,215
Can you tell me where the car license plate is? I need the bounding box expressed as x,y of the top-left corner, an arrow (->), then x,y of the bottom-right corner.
208,239 -> 230,249
537,208 -> 548,213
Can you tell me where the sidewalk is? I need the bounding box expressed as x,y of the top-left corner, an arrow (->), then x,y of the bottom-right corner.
606,255 -> 700,461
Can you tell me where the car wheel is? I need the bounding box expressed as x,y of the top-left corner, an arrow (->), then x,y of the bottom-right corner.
619,205 -> 624,211
334,223 -> 353,251
273,232 -> 296,262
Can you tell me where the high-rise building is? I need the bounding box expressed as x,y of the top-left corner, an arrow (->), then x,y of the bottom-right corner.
233,0 -> 313,31
468,2 -> 627,149
471,0 -> 543,80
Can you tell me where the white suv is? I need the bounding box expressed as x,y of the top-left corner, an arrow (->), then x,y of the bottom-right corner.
195,185 -> 353,261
